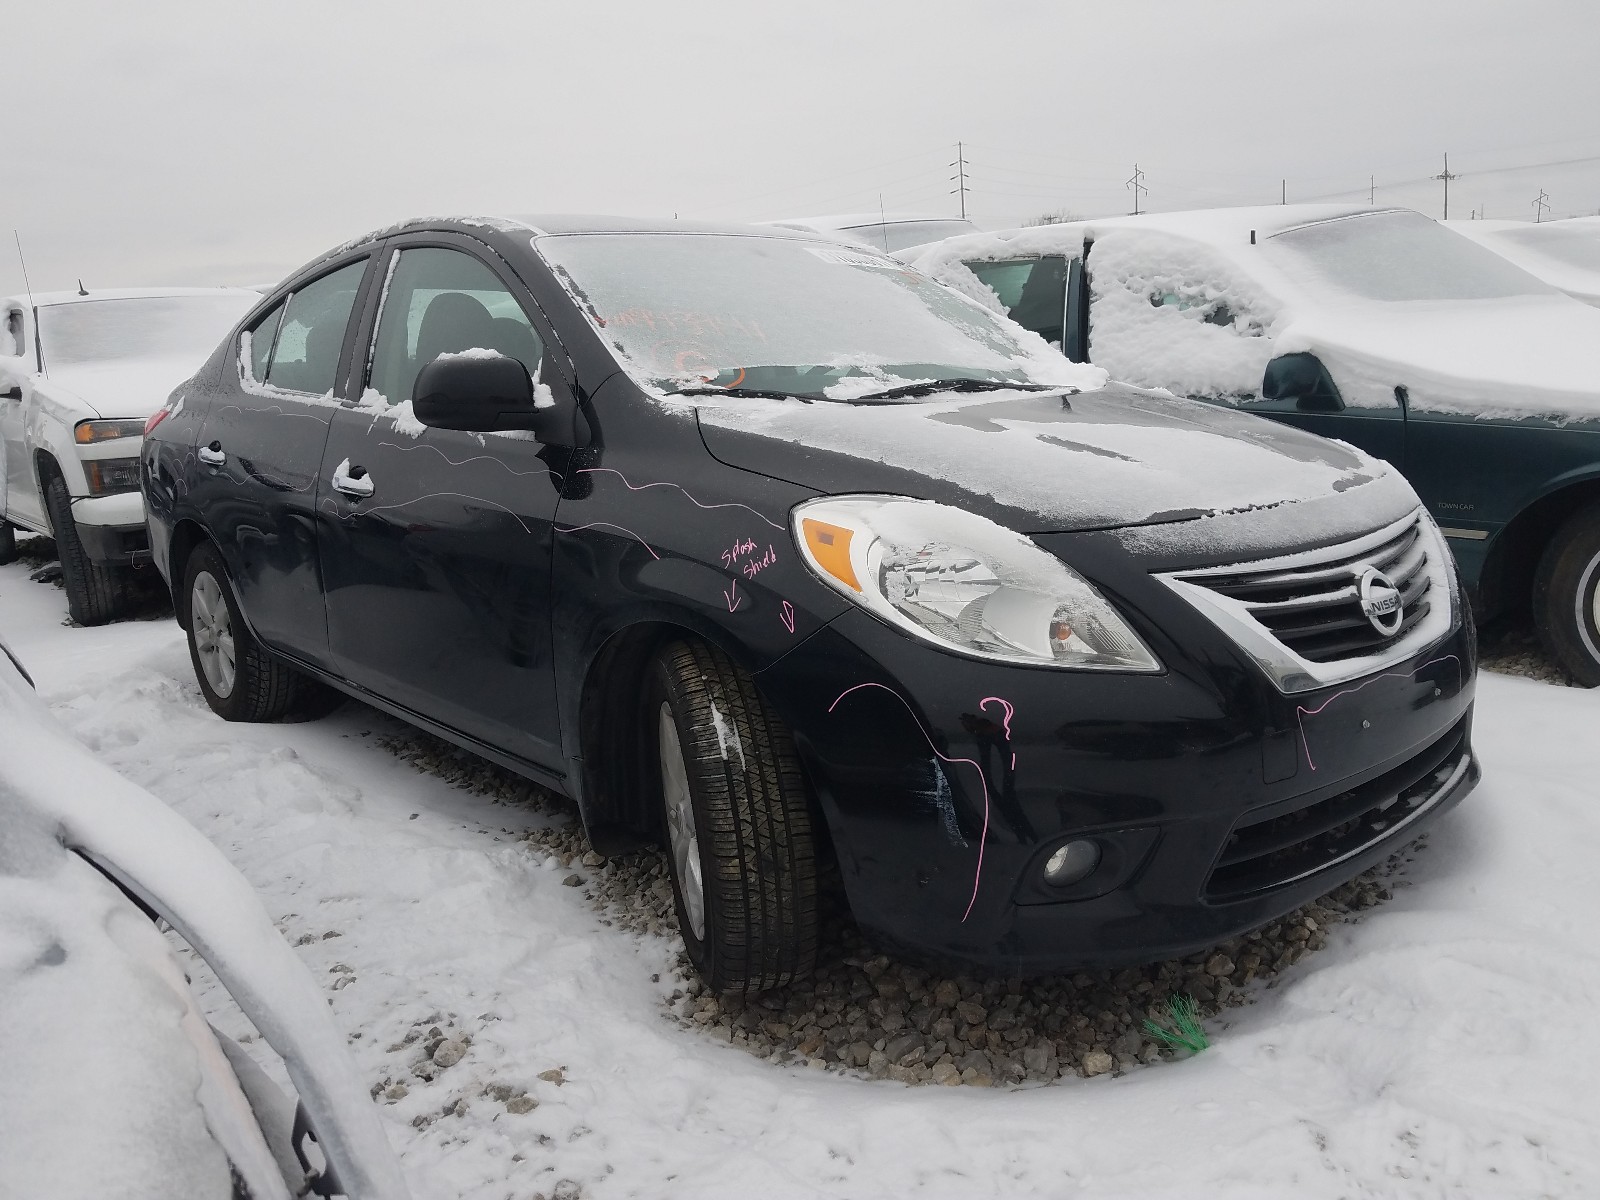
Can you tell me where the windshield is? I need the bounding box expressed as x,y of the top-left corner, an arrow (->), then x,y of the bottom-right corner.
841,219 -> 981,253
38,294 -> 256,368
536,233 -> 1069,400
1267,210 -> 1555,303
1499,225 -> 1600,273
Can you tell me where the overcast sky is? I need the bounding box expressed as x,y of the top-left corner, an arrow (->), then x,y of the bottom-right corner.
6,0 -> 1598,296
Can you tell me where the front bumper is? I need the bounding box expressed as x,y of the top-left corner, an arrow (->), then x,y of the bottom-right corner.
758,605 -> 1477,976
69,490 -> 149,564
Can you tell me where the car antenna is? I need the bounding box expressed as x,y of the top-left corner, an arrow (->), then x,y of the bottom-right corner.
13,229 -> 45,376
76,278 -> 88,296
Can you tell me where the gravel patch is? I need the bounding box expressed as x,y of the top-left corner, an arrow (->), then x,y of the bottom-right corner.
1477,617 -> 1582,687
376,724 -> 1421,1087
14,533 -> 173,621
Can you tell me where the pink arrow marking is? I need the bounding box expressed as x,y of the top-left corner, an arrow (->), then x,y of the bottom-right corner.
724,578 -> 743,612
779,600 -> 796,633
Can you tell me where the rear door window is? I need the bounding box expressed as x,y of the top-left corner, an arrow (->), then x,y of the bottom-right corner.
365,246 -> 545,407
257,260 -> 366,396
964,256 -> 1070,346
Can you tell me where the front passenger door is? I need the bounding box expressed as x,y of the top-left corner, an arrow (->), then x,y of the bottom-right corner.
317,238 -> 567,768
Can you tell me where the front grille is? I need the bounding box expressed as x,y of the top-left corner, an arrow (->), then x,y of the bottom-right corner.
1156,510 -> 1456,694
1205,718 -> 1470,900
1179,516 -> 1430,663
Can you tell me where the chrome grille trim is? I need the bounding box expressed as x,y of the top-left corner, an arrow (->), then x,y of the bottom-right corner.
1156,510 -> 1459,695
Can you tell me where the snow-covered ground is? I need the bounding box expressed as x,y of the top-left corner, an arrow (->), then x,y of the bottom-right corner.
3,557 -> 1597,1200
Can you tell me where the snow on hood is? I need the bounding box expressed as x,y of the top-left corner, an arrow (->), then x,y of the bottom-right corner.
43,354 -> 204,419
0,660 -> 410,1199
694,383 -> 1417,554
1280,295 -> 1600,420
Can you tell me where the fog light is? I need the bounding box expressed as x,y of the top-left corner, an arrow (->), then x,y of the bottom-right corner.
1043,839 -> 1101,887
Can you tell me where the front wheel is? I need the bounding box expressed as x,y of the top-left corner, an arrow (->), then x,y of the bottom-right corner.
1533,503 -> 1600,687
0,520 -> 16,565
43,475 -> 125,625
182,542 -> 303,720
649,639 -> 819,994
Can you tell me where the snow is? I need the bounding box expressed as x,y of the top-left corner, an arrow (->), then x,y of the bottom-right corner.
4,556 -> 1600,1199
707,702 -> 746,769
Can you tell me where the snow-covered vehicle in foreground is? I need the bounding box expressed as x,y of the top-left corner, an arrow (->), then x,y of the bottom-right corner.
908,206 -> 1600,683
762,212 -> 981,253
0,641 -> 408,1199
145,215 -> 1476,993
0,287 -> 258,623
1446,216 -> 1600,308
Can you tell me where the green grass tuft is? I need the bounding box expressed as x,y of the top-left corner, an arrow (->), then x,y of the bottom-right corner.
1142,993 -> 1209,1055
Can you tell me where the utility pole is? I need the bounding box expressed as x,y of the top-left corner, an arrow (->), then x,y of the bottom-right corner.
1126,164 -> 1147,216
949,142 -> 969,220
1281,179 -> 1286,205
1432,153 -> 1459,220
1369,175 -> 1375,205
1534,189 -> 1550,223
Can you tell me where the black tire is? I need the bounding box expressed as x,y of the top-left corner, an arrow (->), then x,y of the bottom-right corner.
1533,503 -> 1600,687
43,474 -> 125,625
648,639 -> 818,994
0,520 -> 15,566
181,541 -> 302,721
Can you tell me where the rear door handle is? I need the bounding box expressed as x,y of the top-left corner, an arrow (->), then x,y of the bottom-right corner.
331,458 -> 374,498
198,441 -> 225,467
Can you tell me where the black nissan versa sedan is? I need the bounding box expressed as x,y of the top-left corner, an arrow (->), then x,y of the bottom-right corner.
142,216 -> 1479,993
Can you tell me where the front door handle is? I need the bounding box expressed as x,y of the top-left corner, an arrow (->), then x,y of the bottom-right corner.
198,440 -> 225,467
331,458 -> 374,498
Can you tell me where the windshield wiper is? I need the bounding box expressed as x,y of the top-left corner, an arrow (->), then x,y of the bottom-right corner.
671,386 -> 815,402
844,379 -> 1063,403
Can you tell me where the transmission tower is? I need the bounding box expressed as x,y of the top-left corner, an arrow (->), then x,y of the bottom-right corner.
1126,165 -> 1147,216
1534,189 -> 1551,223
950,142 -> 969,220
1432,153 -> 1459,219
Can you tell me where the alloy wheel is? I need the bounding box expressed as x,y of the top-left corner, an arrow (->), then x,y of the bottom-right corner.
659,701 -> 706,941
191,571 -> 237,698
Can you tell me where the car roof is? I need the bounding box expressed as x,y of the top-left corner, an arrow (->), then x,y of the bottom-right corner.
3,286 -> 260,308
766,212 -> 972,230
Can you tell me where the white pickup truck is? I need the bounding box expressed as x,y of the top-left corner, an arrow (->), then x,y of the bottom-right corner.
0,287 -> 257,622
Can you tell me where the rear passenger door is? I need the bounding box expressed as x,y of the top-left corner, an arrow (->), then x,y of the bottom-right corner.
191,256 -> 372,671
316,235 -> 567,768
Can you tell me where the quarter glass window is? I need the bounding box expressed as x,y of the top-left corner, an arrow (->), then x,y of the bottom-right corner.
367,247 -> 544,407
263,260 -> 366,395
245,300 -> 285,382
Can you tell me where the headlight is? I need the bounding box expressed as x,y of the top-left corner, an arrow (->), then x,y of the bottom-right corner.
74,419 -> 146,444
793,496 -> 1162,671
84,458 -> 142,494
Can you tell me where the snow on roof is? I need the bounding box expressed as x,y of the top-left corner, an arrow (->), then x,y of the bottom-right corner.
765,212 -> 972,230
4,285 -> 261,308
0,658 -> 409,1199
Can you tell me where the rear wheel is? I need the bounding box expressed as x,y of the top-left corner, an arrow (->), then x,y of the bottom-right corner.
1533,503 -> 1600,687
648,639 -> 818,994
43,475 -> 125,625
182,542 -> 303,721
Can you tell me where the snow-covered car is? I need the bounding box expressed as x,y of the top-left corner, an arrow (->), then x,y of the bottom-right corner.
144,215 -> 1476,992
0,641 -> 409,1199
1446,217 -> 1600,308
0,287 -> 259,623
909,206 -> 1600,683
763,212 -> 981,253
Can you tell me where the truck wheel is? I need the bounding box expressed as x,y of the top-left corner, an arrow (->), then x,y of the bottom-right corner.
43,475 -> 125,625
1533,503 -> 1600,687
0,521 -> 15,565
182,542 -> 301,721
648,639 -> 818,994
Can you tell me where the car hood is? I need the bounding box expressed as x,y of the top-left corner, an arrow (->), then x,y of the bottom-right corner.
694,382 -> 1421,560
1283,294 -> 1600,421
42,355 -> 201,420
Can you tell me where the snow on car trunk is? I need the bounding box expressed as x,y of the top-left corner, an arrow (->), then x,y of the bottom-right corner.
3,559 -> 1599,1199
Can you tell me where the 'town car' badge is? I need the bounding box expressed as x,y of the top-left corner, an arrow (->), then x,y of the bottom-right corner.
1357,566 -> 1403,636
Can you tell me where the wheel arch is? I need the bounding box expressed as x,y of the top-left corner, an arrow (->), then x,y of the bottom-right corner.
164,518 -> 217,626
1480,474 -> 1600,620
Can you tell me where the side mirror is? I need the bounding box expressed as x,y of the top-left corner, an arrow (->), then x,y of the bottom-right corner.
412,352 -> 589,446
1261,352 -> 1344,413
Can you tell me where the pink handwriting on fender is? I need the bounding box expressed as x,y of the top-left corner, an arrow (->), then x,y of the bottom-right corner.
721,537 -> 778,579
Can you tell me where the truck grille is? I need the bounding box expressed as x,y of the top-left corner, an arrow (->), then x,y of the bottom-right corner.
1205,718 -> 1471,900
1156,510 -> 1456,694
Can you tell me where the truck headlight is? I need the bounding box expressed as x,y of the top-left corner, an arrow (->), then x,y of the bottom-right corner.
84,458 -> 142,495
794,495 -> 1161,671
